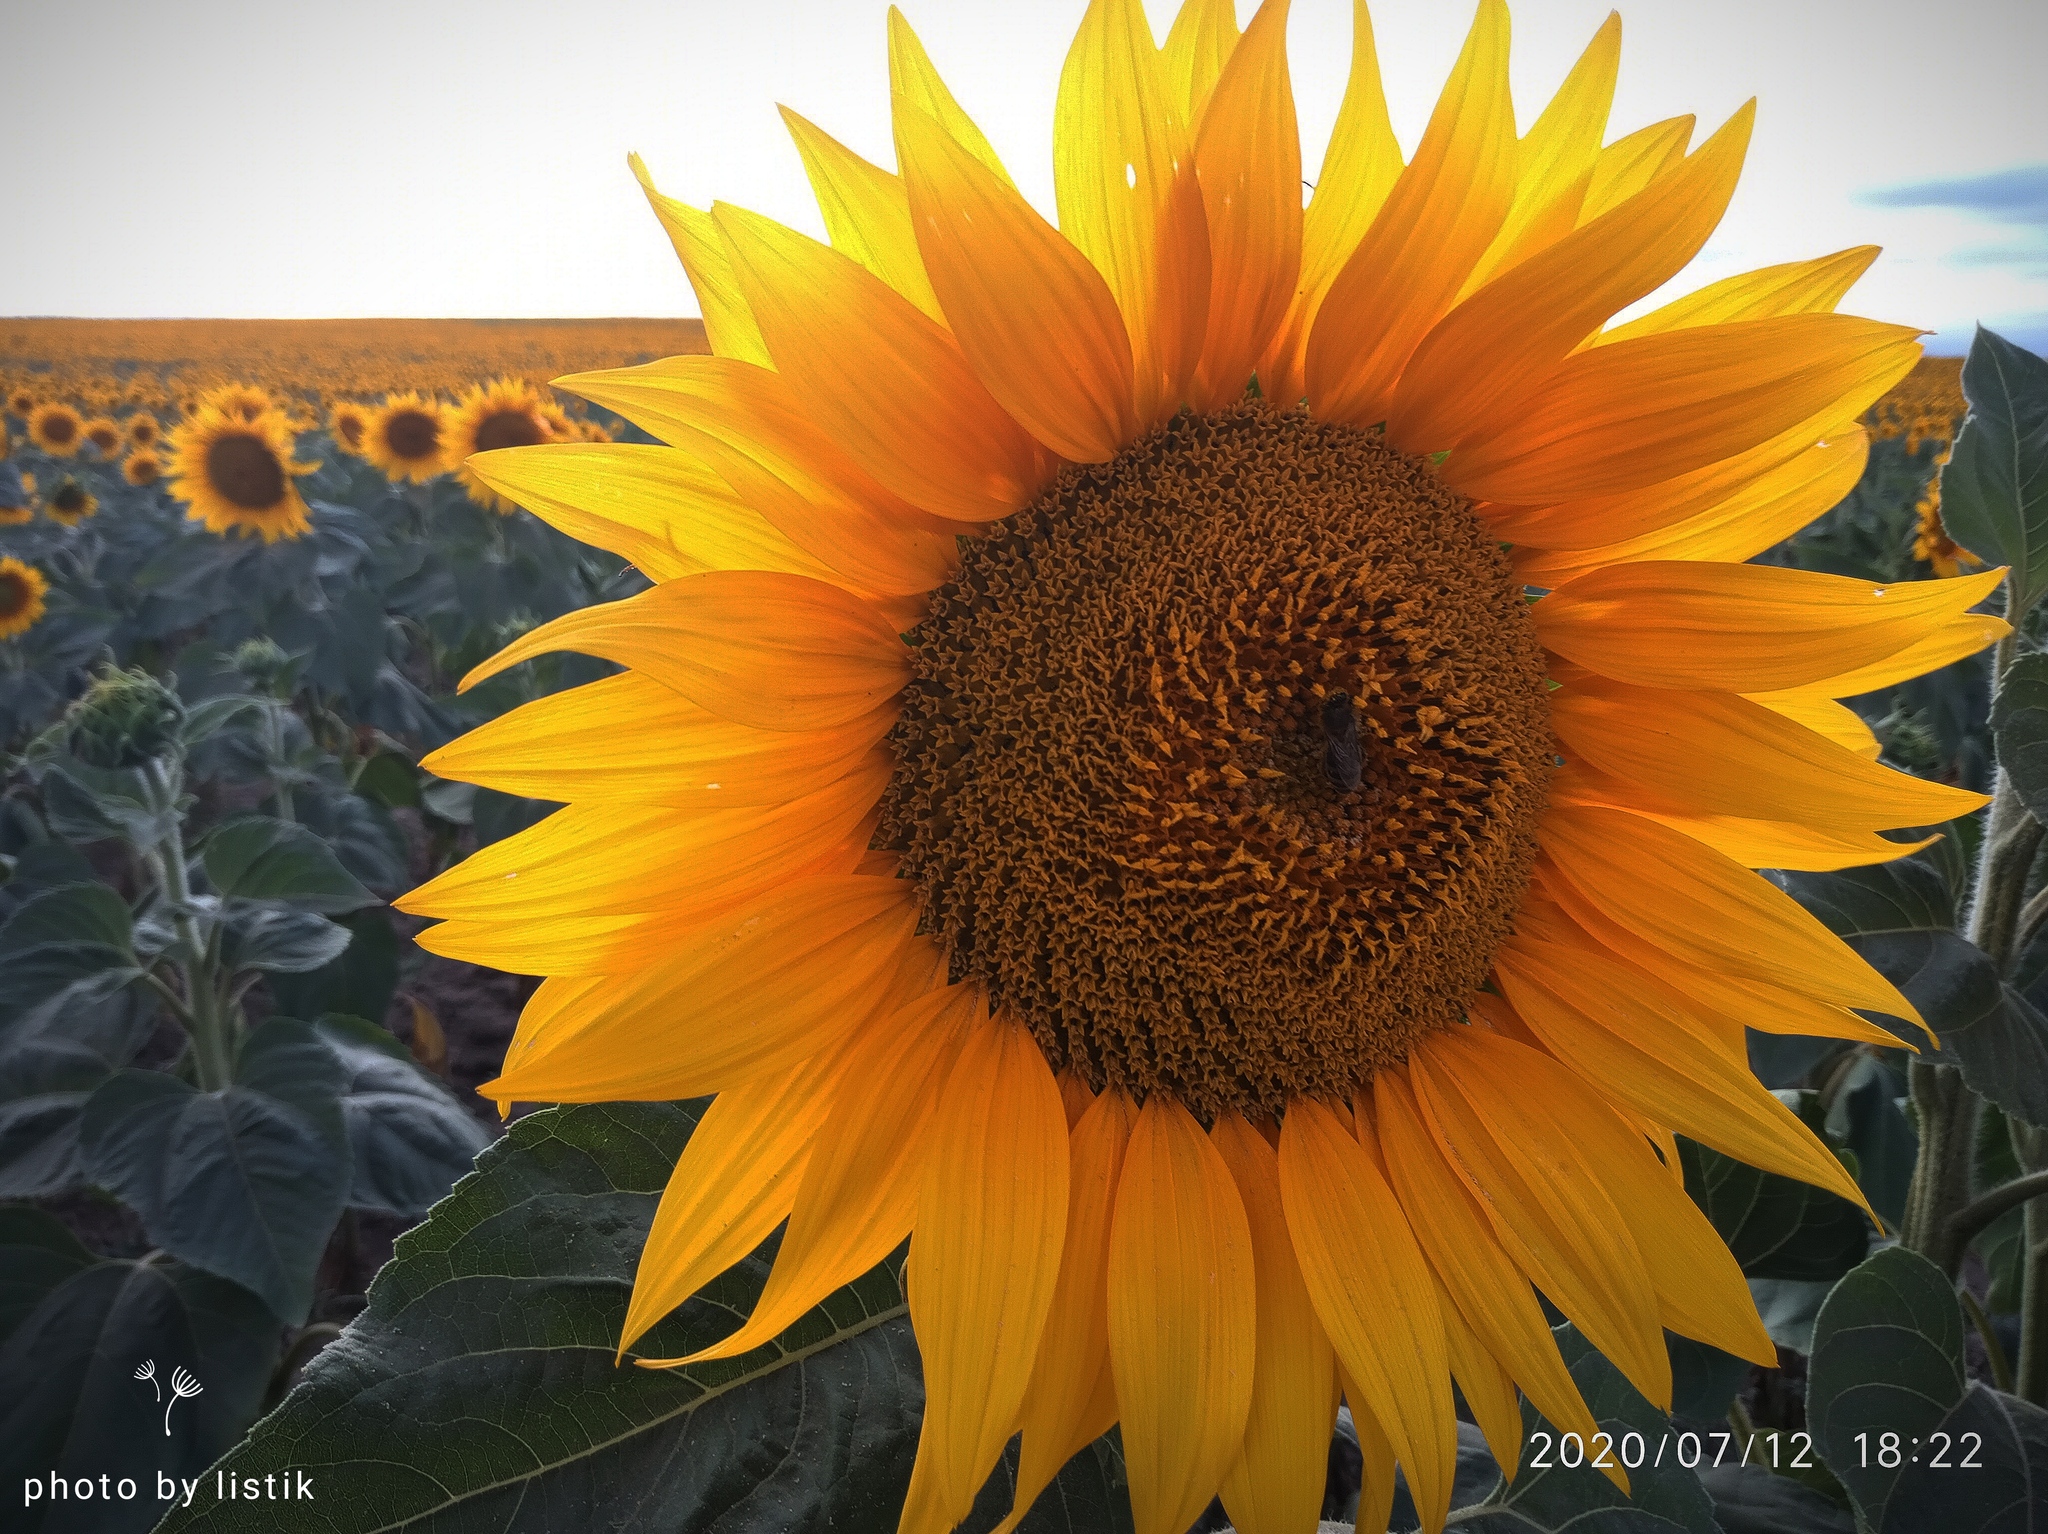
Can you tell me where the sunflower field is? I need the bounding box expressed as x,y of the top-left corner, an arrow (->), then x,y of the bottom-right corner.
8,3 -> 2048,1533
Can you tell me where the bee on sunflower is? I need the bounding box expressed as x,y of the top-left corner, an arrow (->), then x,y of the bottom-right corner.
363,391 -> 449,483
28,403 -> 84,456
405,5 -> 1992,1532
443,378 -> 557,511
45,477 -> 97,527
0,557 -> 48,640
165,404 -> 317,542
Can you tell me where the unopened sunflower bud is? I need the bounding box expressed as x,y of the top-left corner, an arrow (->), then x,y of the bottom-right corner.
230,636 -> 293,695
66,666 -> 187,770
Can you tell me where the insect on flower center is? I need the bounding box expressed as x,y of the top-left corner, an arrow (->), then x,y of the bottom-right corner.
205,435 -> 287,510
878,402 -> 1555,1116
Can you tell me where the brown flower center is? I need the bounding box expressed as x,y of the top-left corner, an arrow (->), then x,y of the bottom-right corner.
475,407 -> 545,453
876,403 -> 1555,1116
206,434 -> 287,509
337,414 -> 365,450
384,409 -> 440,461
88,426 -> 119,452
42,413 -> 76,444
53,482 -> 86,513
0,571 -> 25,618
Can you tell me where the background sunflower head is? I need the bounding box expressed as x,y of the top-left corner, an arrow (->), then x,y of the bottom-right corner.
126,411 -> 162,449
28,402 -> 83,456
444,377 -> 556,512
201,381 -> 278,423
44,477 -> 96,526
0,556 -> 48,640
5,385 -> 34,418
165,403 -> 316,542
363,391 -> 449,484
123,448 -> 164,488
328,400 -> 372,454
0,467 -> 31,526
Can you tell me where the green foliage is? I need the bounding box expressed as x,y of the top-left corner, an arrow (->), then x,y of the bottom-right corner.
1938,326 -> 2048,624
1679,1137 -> 1870,1283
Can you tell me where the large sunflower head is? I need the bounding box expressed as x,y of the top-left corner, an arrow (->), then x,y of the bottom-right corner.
123,448 -> 164,488
82,416 -> 123,457
125,412 -> 163,450
363,391 -> 449,483
27,403 -> 83,456
444,378 -> 557,511
406,5 -> 1983,1532
0,557 -> 48,640
44,477 -> 96,527
165,404 -> 316,542
328,400 -> 373,455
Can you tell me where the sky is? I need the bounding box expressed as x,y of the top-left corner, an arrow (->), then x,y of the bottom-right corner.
5,0 -> 2045,354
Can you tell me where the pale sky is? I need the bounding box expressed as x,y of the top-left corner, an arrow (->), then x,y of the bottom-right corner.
6,0 -> 2045,354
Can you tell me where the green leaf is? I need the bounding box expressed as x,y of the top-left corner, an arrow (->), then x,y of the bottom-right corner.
1452,1323 -> 1721,1533
1808,1244 -> 2048,1531
293,786 -> 411,893
1822,1054 -> 1917,1227
1777,861 -> 2048,1129
1679,1137 -> 1868,1282
154,1100 -> 930,1533
201,816 -> 377,913
265,908 -> 399,1024
0,1254 -> 279,1534
418,775 -> 475,826
311,1013 -> 489,1216
352,751 -> 420,809
80,1018 -> 351,1323
220,904 -> 352,974
1989,652 -> 2048,825
0,988 -> 159,1198
0,1208 -> 94,1349
0,881 -> 140,1027
179,693 -> 269,749
1938,325 -> 2048,618
1694,1465 -> 1854,1534
39,759 -> 179,850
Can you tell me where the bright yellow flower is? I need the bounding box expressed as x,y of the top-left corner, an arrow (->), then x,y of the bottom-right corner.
5,386 -> 35,418
28,403 -> 84,456
0,557 -> 48,639
126,412 -> 163,449
328,400 -> 373,455
405,6 -> 1985,1533
442,377 -> 557,511
123,449 -> 164,488
82,416 -> 123,457
201,382 -> 278,423
362,391 -> 448,483
165,405 -> 317,542
45,477 -> 96,526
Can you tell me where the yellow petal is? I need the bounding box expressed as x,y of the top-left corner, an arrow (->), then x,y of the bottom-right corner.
457,569 -> 909,733
1189,0 -> 1301,412
1443,314 -> 1922,505
476,874 -> 923,1103
1538,802 -> 1922,1022
1773,612 -> 2010,699
780,105 -> 944,323
619,1060 -> 834,1357
1260,0 -> 1402,407
1159,0 -> 1240,125
423,670 -> 897,811
627,152 -> 772,368
886,6 -> 1015,187
1744,690 -> 1882,760
1536,564 -> 2006,692
669,983 -> 979,1364
1006,1088 -> 1138,1533
1627,807 -> 1931,874
1054,0 -> 1208,426
1372,1070 -> 1617,1491
1305,0 -> 1516,431
1390,102 -> 1754,455
1579,115 -> 1693,222
1278,1098 -> 1456,1534
1512,428 -> 1870,581
1407,1033 -> 1673,1407
913,1018 -> 1070,1521
1548,676 -> 1986,832
1109,1093 -> 1257,1534
713,200 -> 1053,522
1212,1111 -> 1341,1534
1343,1379 -> 1401,1534
1598,246 -> 1881,346
1442,1296 -> 1524,1483
896,98 -> 1138,462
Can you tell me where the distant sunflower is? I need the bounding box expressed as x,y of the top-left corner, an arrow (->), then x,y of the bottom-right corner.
0,470 -> 31,526
126,412 -> 163,449
123,449 -> 164,488
166,404 -> 316,542
407,6 -> 1982,1533
83,416 -> 123,457
203,382 -> 278,423
5,386 -> 34,418
0,557 -> 47,639
28,403 -> 84,456
363,392 -> 448,483
539,403 -> 577,440
444,378 -> 555,511
46,478 -> 96,527
329,400 -> 373,455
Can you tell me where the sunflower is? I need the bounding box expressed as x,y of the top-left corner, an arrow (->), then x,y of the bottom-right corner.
328,400 -> 373,455
0,557 -> 47,640
45,478 -> 96,527
5,386 -> 34,418
82,415 -> 124,457
27,403 -> 83,456
165,404 -> 316,542
123,449 -> 164,488
202,382 -> 278,423
0,470 -> 31,526
363,391 -> 448,483
443,378 -> 557,511
126,412 -> 163,449
406,5 -> 1988,1532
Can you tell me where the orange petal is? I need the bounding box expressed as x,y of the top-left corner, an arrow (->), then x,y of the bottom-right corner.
1188,0 -> 1301,412
896,98 -> 1138,462
912,1017 -> 1070,1521
1006,1088 -> 1138,1531
1599,245 -> 1880,345
628,152 -> 772,368
780,105 -> 944,322
1390,102 -> 1754,454
1538,802 -> 1922,1022
1343,1379 -> 1401,1534
1537,564 -> 2006,692
1160,0 -> 1240,125
1742,691 -> 1882,761
1441,314 -> 1922,504
713,200 -> 1053,522
1278,1097 -> 1456,1533
619,1060 -> 835,1357
1054,0 -> 1208,426
1212,1111 -> 1340,1534
670,984 -> 979,1364
1775,612 -> 2010,699
457,569 -> 909,733
1305,0 -> 1515,430
1579,115 -> 1693,222
1442,1297 -> 1524,1482
1109,1092 -> 1257,1534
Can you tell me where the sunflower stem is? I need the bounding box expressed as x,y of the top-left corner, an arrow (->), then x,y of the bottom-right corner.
145,761 -> 233,1094
1902,1061 -> 1978,1261
1960,1285 -> 2016,1395
2012,1120 -> 2048,1404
